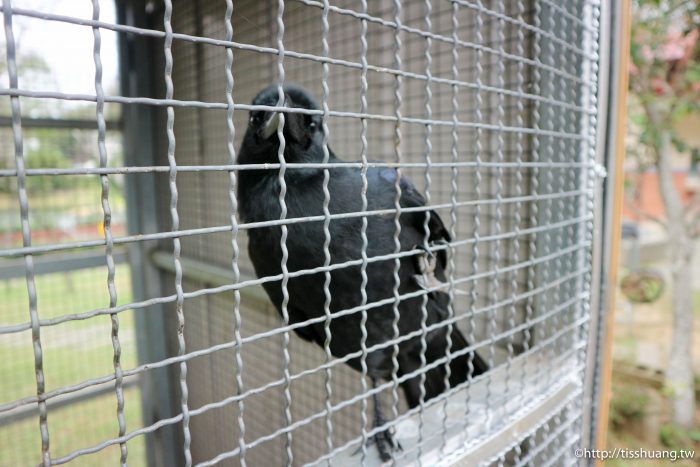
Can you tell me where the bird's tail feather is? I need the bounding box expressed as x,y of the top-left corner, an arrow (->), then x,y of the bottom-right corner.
400,327 -> 488,409
445,327 -> 489,386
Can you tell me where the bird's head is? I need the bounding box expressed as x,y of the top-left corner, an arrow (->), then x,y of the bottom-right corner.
247,84 -> 323,151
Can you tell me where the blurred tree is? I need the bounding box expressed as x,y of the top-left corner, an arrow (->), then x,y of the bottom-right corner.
24,148 -> 72,192
628,0 -> 700,429
0,44 -> 58,118
1,44 -> 121,194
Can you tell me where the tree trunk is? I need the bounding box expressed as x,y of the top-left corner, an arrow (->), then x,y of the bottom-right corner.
666,234 -> 695,428
655,128 -> 696,428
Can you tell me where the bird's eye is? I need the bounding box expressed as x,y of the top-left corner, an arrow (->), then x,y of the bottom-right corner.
309,121 -> 317,130
249,115 -> 260,125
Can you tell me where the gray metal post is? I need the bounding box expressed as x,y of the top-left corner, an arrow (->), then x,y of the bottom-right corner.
117,1 -> 183,465
586,0 -> 620,454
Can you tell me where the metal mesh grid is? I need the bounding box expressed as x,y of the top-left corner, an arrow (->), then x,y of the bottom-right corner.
0,2 -> 145,465
0,0 -> 605,465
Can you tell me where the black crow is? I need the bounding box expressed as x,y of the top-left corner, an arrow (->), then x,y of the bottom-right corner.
237,84 -> 488,461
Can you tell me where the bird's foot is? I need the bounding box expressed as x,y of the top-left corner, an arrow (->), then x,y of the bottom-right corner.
352,429 -> 402,463
373,427 -> 402,463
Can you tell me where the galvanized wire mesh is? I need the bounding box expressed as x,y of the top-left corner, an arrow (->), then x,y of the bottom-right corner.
0,0 -> 605,465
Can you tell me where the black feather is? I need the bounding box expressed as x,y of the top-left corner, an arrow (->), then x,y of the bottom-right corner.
237,84 -> 488,439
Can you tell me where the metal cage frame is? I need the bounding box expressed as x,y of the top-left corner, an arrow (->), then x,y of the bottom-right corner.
0,0 -> 618,465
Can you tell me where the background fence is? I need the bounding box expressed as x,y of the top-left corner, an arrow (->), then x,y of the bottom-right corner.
0,0 -> 610,465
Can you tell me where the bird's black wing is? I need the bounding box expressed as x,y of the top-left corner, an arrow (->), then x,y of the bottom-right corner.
367,166 -> 451,273
365,167 -> 488,408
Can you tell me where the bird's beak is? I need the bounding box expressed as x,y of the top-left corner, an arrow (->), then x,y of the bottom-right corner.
259,111 -> 280,140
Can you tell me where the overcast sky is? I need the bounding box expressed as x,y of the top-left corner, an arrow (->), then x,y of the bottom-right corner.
6,0 -> 119,95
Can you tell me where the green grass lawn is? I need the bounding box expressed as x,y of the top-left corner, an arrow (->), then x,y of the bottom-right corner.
0,263 -> 133,328
0,265 -> 147,466
0,387 -> 147,466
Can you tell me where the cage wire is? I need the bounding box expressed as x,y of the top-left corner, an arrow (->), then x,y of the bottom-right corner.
0,0 -> 605,465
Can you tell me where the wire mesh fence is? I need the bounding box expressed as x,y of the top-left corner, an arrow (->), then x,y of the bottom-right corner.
0,0 -> 606,465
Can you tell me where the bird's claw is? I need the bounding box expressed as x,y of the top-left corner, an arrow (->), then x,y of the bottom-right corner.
374,427 -> 402,463
352,429 -> 403,462
351,429 -> 402,463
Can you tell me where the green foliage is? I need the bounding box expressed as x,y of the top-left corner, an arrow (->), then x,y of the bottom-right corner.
620,270 -> 665,303
659,423 -> 696,450
687,63 -> 700,82
660,424 -> 685,448
629,111 -> 648,127
0,157 -> 15,194
0,125 -> 112,194
23,148 -> 93,193
609,384 -> 650,428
